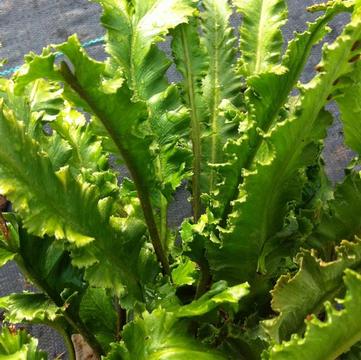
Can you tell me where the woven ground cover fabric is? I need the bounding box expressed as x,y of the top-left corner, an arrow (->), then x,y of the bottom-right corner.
0,0 -> 350,358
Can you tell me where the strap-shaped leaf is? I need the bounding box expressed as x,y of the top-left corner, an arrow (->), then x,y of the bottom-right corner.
201,0 -> 242,193
171,258 -> 198,287
16,229 -> 85,301
234,0 -> 287,76
207,1 -> 361,284
172,0 -> 241,218
0,104 -> 92,245
5,222 -> 109,356
245,0 -> 353,144
15,39 -> 153,199
78,288 -> 117,352
95,0 -> 194,208
147,86 -> 192,248
0,99 -> 147,301
148,86 -> 191,195
307,173 -> 361,256
97,0 -> 197,245
51,108 -> 109,174
265,269 -> 361,360
263,239 -> 361,343
49,105 -> 123,207
0,293 -> 61,324
307,0 -> 355,13
0,78 -> 75,173
336,61 -> 361,155
0,247 -> 15,268
172,18 -> 207,219
209,1 -> 348,220
96,0 -> 194,213
105,309 -> 227,360
15,35 -> 173,274
174,281 -> 249,318
0,328 -> 47,360
95,0 -> 195,100
0,76 -> 63,130
105,280 -> 249,359
57,37 -> 154,188
0,215 -> 84,310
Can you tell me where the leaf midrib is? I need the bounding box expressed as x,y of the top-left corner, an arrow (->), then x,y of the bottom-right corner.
255,0 -> 268,73
220,8 -> 343,225
257,37 -> 356,268
180,26 -> 202,220
208,2 -> 221,192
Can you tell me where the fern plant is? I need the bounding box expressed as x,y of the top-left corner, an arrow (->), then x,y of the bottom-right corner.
0,0 -> 361,358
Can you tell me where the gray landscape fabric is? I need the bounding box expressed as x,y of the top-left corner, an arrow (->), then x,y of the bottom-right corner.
0,0 -> 350,358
